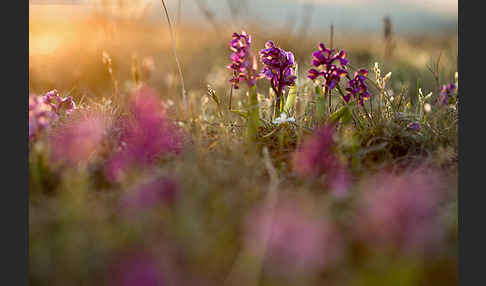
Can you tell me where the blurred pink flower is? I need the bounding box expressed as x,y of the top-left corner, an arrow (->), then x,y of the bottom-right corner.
105,86 -> 184,181
121,176 -> 179,214
329,168 -> 352,197
108,251 -> 164,286
30,90 -> 78,142
245,198 -> 342,275
42,89 -> 76,115
357,168 -> 446,254
292,125 -> 351,196
48,111 -> 107,166
29,94 -> 58,141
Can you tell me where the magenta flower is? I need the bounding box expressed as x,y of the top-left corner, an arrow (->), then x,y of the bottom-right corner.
108,251 -> 164,286
29,89 -> 78,143
259,41 -> 297,95
345,69 -> 370,105
42,89 -> 76,115
29,94 -> 58,142
48,111 -> 107,166
259,40 -> 296,115
357,168 -> 446,254
292,125 -> 351,196
245,197 -> 342,276
105,86 -> 184,182
42,90 -> 62,107
227,31 -> 259,89
437,83 -> 457,106
308,43 -> 349,92
121,176 -> 179,214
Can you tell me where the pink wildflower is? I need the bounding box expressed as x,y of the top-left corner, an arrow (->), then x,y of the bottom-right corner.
357,167 -> 446,254
107,251 -> 164,286
292,125 -> 351,196
105,86 -> 184,182
48,111 -> 108,166
121,176 -> 179,214
245,197 -> 343,276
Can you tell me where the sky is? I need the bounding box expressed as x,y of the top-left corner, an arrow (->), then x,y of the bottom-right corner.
177,0 -> 458,34
30,0 -> 458,34
290,0 -> 457,16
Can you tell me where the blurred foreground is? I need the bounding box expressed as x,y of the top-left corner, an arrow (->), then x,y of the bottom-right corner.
29,3 -> 458,286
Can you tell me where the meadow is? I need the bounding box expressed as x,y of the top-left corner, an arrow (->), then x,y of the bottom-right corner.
29,3 -> 458,285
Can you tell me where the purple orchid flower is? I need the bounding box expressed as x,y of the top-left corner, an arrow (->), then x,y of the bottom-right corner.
437,83 -> 457,106
259,41 -> 297,114
345,69 -> 370,105
227,31 -> 259,89
308,43 -> 349,93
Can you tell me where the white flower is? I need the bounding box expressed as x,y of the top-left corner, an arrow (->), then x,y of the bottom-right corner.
424,103 -> 432,113
162,99 -> 174,108
273,113 -> 296,125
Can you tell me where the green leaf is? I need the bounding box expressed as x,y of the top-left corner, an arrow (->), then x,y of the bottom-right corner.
284,85 -> 298,114
329,105 -> 352,125
247,85 -> 260,144
280,95 -> 285,114
316,94 -> 326,122
230,109 -> 248,118
269,87 -> 276,98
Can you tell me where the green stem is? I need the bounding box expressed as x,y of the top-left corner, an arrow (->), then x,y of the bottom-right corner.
275,87 -> 282,118
361,103 -> 373,123
316,86 -> 326,124
274,67 -> 285,118
284,85 -> 298,114
247,85 -> 260,144
328,88 -> 332,115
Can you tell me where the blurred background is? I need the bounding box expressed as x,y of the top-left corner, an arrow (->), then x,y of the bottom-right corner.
30,0 -> 457,32
30,0 -> 457,107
